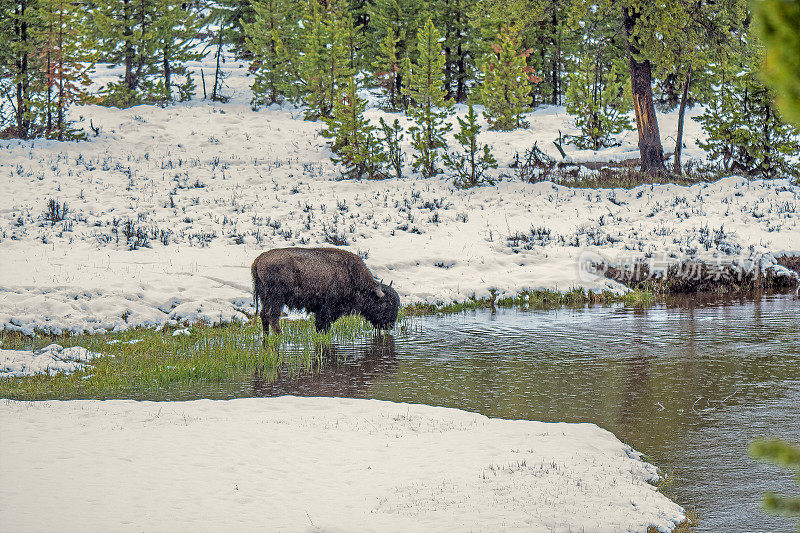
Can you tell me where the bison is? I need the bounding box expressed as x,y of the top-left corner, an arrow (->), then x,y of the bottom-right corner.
251,247 -> 399,340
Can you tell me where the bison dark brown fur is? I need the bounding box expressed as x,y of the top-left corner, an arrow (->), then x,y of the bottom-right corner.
251,247 -> 399,340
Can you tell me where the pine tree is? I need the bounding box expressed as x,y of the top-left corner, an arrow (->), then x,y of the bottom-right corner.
755,0 -> 800,126
470,0 -> 538,51
565,58 -> 631,150
245,0 -> 298,107
443,102 -> 497,188
298,0 -> 354,120
372,30 -> 401,110
565,8 -> 632,150
645,0 -> 745,173
151,0 -> 204,104
477,29 -> 538,130
212,0 -> 255,59
322,78 -> 385,179
405,18 -> 453,178
379,117 -> 405,179
94,0 -> 160,106
1,0 -> 45,138
526,0 -> 575,107
749,438 -> 800,527
1,0 -> 93,139
428,0 -> 475,102
37,0 -> 95,138
697,44 -> 800,179
368,0 -> 420,109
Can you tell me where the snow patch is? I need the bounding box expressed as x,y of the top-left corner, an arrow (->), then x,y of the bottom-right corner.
0,344 -> 103,377
0,397 -> 685,532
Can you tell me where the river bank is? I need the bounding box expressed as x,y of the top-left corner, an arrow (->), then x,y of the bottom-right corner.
0,396 -> 686,532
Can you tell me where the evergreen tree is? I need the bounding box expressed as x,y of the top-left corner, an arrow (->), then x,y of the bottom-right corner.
372,30 -> 401,110
322,77 -> 385,179
94,0 -> 160,106
1,0 -> 45,138
429,0 -> 475,102
298,0 -> 355,120
564,6 -> 631,150
697,46 -> 800,179
1,0 -> 93,139
212,0 -> 255,59
755,0 -> 800,126
477,29 -> 538,130
647,0 -> 745,173
151,0 -> 204,104
405,18 -> 453,178
37,0 -> 95,138
368,0 -> 420,109
749,438 -> 800,527
94,0 -> 204,106
379,117 -> 404,179
470,0 -> 538,51
527,0 -> 576,106
443,102 -> 497,188
565,58 -> 631,150
245,0 -> 298,107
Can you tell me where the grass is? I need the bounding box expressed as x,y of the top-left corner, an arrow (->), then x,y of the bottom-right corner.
0,289 -> 651,400
402,287 -> 655,316
0,315 -> 389,401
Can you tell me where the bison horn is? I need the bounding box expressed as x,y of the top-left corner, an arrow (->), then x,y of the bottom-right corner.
389,280 -> 393,287
375,285 -> 385,298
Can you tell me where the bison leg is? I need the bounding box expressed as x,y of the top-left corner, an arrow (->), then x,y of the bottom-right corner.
260,305 -> 282,345
314,311 -> 332,333
260,307 -> 270,342
269,314 -> 281,336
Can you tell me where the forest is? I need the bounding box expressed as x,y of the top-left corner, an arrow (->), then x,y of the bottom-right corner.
1,0 -> 799,181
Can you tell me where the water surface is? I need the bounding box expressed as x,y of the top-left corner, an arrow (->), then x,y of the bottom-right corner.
254,294 -> 800,533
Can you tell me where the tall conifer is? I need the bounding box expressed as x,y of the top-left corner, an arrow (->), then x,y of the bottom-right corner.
478,29 -> 538,130
406,18 -> 452,178
245,0 -> 297,107
298,0 -> 354,120
37,0 -> 95,138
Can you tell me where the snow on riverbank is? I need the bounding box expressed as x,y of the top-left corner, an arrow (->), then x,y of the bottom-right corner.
0,396 -> 685,532
1,59 -> 798,334
0,344 -> 102,377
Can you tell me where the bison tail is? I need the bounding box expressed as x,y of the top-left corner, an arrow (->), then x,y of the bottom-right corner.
252,272 -> 261,317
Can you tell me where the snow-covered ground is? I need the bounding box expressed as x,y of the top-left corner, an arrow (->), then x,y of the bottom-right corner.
1,58 -> 798,334
0,344 -> 102,377
0,396 -> 685,532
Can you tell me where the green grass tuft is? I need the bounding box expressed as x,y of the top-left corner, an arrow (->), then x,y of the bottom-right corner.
0,314 -> 385,401
402,288 -> 654,316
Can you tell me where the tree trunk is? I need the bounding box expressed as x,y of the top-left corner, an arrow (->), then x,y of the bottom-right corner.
15,0 -> 30,139
57,0 -> 65,140
212,31 -> 223,101
46,48 -> 52,136
551,8 -> 559,105
623,7 -> 665,174
455,0 -> 466,102
133,0 -> 148,101
673,63 -> 691,174
123,0 -> 135,100
163,45 -> 171,103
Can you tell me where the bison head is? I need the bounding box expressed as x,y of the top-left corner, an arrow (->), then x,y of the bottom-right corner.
361,282 -> 399,330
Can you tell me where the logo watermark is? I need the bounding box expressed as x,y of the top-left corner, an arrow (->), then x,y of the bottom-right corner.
577,250 -> 770,284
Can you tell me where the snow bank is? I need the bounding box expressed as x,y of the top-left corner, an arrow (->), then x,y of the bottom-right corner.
1,58 -> 798,334
0,397 -> 685,532
0,344 -> 102,377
